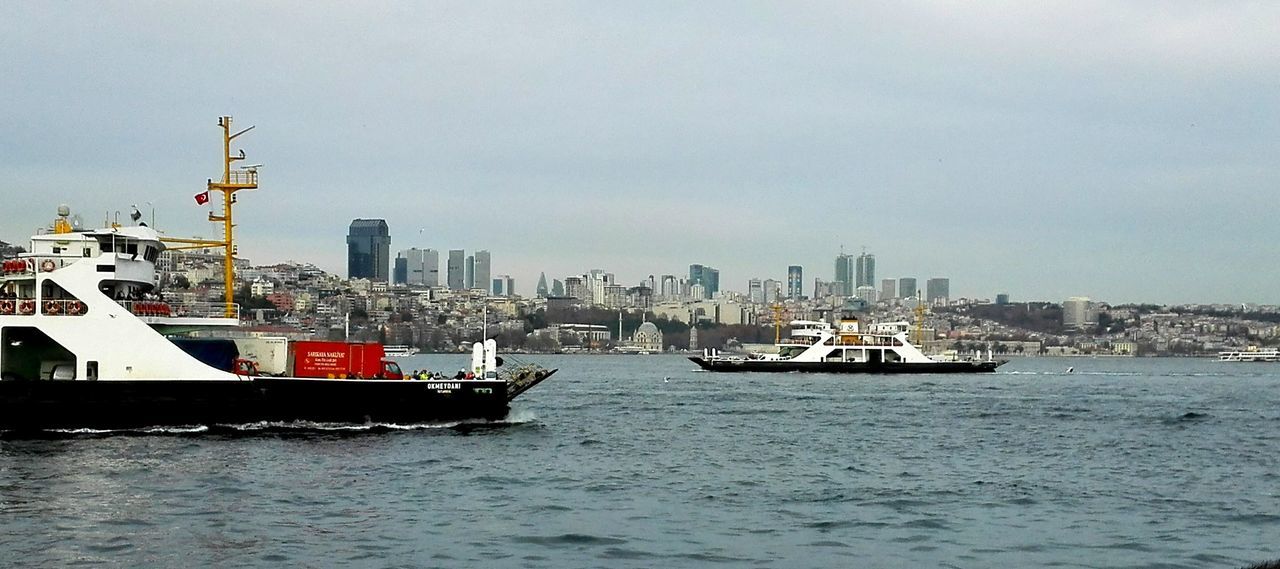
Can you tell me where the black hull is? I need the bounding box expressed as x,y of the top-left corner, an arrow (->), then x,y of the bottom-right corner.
0,377 -> 518,431
688,357 -> 1004,374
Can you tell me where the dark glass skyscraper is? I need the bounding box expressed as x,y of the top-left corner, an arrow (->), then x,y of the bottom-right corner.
347,219 -> 390,281
787,265 -> 803,300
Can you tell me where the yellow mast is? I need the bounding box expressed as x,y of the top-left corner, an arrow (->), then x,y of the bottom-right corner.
162,116 -> 258,318
772,303 -> 783,344
913,289 -> 926,347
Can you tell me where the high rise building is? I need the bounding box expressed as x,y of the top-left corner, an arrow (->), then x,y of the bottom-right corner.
855,285 -> 877,303
473,250 -> 491,294
492,275 -> 515,297
880,278 -> 896,300
899,277 -> 918,299
392,256 -> 408,285
926,278 -> 950,304
464,255 -> 474,289
748,278 -> 764,304
395,248 -> 431,286
424,248 -> 439,287
551,279 -> 565,297
564,276 -> 587,300
660,275 -> 677,300
834,253 -> 855,296
787,265 -> 803,300
763,279 -> 781,304
1063,297 -> 1095,330
536,272 -> 549,298
347,219 -> 390,281
855,252 -> 875,288
688,264 -> 719,299
446,249 -> 465,290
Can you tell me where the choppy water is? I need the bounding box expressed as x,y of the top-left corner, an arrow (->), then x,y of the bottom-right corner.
1,356 -> 1278,568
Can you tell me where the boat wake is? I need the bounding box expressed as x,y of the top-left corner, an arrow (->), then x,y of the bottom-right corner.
10,414 -> 541,438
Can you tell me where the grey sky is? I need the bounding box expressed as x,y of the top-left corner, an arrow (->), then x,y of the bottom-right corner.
2,2 -> 1276,304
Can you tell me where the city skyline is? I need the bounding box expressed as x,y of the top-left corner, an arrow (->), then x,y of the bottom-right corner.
2,3 -> 1277,304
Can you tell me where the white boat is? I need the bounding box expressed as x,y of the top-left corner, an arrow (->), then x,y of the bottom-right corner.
1217,348 -> 1280,362
383,345 -> 419,357
689,318 -> 1004,373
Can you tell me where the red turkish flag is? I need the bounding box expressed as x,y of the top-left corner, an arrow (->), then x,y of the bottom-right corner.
194,191 -> 210,205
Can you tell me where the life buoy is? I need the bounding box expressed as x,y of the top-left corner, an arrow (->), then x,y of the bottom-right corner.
0,300 -> 13,314
18,300 -> 35,315
40,259 -> 56,272
44,300 -> 60,315
66,300 -> 85,315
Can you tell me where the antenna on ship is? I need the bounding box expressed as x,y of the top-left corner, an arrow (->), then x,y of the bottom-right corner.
161,116 -> 260,319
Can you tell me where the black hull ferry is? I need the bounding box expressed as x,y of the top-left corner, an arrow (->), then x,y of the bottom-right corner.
690,318 -> 1005,374
0,117 -> 555,432
0,373 -> 554,431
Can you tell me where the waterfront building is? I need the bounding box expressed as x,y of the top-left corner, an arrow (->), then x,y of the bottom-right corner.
632,322 -> 664,352
473,250 -> 491,294
926,278 -> 950,305
835,253 -> 855,296
899,277 -> 918,299
855,252 -> 875,289
787,265 -> 803,300
346,219 -> 390,282
880,278 -> 896,300
446,249 -> 464,290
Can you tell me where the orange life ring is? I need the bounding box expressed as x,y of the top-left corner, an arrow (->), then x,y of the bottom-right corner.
18,300 -> 35,315
66,300 -> 84,315
40,259 -> 56,272
44,300 -> 60,315
0,300 -> 13,314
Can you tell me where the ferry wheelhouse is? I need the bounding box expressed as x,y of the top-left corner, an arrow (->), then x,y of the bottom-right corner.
689,318 -> 1004,374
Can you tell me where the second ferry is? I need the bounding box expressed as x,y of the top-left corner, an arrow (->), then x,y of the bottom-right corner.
689,317 -> 1005,374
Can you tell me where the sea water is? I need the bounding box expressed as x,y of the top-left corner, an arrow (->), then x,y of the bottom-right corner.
1,356 -> 1276,568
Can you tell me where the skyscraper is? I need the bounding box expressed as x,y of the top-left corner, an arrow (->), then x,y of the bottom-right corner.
551,279 -> 565,297
424,248 -> 439,287
392,256 -> 408,285
395,247 -> 431,286
926,278 -> 950,304
347,219 -> 390,281
855,252 -> 875,288
763,279 -> 780,304
536,272 -> 549,298
688,264 -> 719,299
787,265 -> 803,300
473,250 -> 491,294
492,275 -> 515,297
748,278 -> 763,304
899,277 -> 918,299
447,249 -> 464,290
834,253 -> 854,296
880,278 -> 896,300
464,255 -> 475,289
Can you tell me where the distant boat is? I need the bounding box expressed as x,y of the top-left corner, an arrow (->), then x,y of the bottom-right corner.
1217,348 -> 1280,362
689,319 -> 1004,374
382,345 -> 419,357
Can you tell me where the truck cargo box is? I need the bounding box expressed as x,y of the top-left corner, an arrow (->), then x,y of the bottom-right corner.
289,341 -> 399,379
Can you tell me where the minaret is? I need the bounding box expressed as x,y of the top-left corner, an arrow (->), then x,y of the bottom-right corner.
689,325 -> 698,351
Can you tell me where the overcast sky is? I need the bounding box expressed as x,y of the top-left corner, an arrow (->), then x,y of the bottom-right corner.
2,2 -> 1277,304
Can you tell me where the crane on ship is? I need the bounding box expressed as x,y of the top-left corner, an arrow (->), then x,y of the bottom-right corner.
160,116 -> 260,319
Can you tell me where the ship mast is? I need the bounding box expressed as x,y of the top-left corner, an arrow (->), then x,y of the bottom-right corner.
162,116 -> 259,318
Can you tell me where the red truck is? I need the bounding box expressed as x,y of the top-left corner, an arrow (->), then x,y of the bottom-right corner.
288,341 -> 403,380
